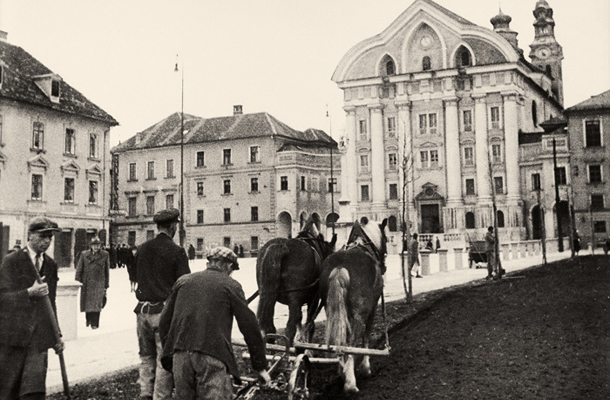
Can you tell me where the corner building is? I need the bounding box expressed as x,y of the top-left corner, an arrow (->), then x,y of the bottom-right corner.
332,0 -> 564,243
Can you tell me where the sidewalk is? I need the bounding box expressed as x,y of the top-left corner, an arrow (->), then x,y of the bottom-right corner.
47,250 -> 570,393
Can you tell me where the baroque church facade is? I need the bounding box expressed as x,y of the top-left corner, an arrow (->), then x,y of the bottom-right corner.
333,0 -> 565,245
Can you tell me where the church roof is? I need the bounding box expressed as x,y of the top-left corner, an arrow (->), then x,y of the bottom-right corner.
113,112 -> 336,152
420,0 -> 475,26
0,40 -> 118,126
565,90 -> 610,113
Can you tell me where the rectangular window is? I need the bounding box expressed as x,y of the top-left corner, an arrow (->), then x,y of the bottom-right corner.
128,197 -> 137,216
147,161 -> 155,180
494,177 -> 504,194
463,110 -> 472,131
250,146 -> 260,163
196,151 -> 205,167
251,206 -> 259,222
280,176 -> 288,191
492,143 -> 502,163
419,114 -> 427,135
589,165 -> 602,183
419,113 -> 437,134
51,80 -> 60,97
197,181 -> 204,196
223,208 -> 231,223
223,179 -> 231,195
31,174 -> 43,200
591,194 -> 604,209
129,163 -> 137,181
223,237 -> 231,248
197,209 -> 204,224
387,117 -> 396,137
361,185 -> 370,202
64,178 -> 74,202
89,180 -> 98,204
146,195 -> 155,215
251,236 -> 259,252
491,107 -> 501,129
360,154 -> 369,171
532,173 -> 541,190
32,121 -> 44,149
389,183 -> 398,200
65,129 -> 75,155
165,194 -> 174,209
594,221 -> 607,233
251,177 -> 259,192
554,166 -> 567,185
420,151 -> 429,168
358,120 -> 367,136
147,230 -> 155,241
128,231 -> 136,247
585,120 -> 601,147
197,238 -> 204,251
428,113 -> 437,134
464,147 -> 474,166
466,178 -> 475,196
89,133 -> 98,158
430,150 -> 439,168
388,153 -> 397,170
301,176 -> 306,191
166,159 -> 174,178
328,177 -> 337,193
223,149 -> 232,165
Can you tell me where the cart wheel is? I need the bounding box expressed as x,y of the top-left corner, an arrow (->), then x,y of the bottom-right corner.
287,354 -> 310,400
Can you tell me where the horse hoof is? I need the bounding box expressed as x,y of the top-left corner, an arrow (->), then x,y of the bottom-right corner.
344,386 -> 360,395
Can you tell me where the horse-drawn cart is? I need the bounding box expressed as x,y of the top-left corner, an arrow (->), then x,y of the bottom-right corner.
468,240 -> 488,268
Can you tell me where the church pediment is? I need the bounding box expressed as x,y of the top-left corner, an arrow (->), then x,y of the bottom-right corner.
419,141 -> 440,148
415,182 -> 444,203
27,154 -> 50,171
61,160 -> 80,175
86,164 -> 102,179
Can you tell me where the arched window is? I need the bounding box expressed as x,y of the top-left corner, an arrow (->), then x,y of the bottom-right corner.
380,55 -> 396,77
388,216 -> 398,232
386,59 -> 395,76
422,56 -> 431,71
532,100 -> 538,127
465,212 -> 475,229
461,51 -> 471,67
497,210 -> 505,228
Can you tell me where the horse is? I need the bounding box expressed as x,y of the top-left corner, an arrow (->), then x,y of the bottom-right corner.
319,216 -> 388,395
256,218 -> 337,345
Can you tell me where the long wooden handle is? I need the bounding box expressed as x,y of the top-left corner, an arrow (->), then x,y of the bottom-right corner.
31,265 -> 71,399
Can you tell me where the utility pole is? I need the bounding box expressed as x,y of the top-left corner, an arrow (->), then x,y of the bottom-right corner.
552,136 -> 564,252
175,55 -> 186,248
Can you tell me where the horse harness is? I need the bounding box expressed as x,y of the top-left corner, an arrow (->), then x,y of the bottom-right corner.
344,232 -> 387,274
272,234 -> 324,295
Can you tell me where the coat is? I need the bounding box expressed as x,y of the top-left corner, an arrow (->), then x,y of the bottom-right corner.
0,249 -> 59,350
75,249 -> 110,312
159,269 -> 266,379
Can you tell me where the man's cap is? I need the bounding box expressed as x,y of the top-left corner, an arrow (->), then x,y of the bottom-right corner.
28,217 -> 61,234
90,237 -> 101,245
207,246 -> 239,270
153,208 -> 181,224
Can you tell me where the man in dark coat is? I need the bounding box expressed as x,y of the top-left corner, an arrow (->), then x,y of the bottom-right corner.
187,244 -> 196,261
75,237 -> 110,329
160,247 -> 269,399
133,208 -> 191,400
0,217 -> 64,399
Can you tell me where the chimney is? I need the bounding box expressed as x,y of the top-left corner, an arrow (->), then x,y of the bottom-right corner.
0,30 -> 7,42
135,133 -> 142,145
233,105 -> 243,116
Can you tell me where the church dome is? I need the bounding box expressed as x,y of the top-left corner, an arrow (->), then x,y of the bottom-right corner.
491,9 -> 512,29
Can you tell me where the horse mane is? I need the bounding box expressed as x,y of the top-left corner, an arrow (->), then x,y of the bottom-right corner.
298,217 -> 320,239
359,218 -> 383,252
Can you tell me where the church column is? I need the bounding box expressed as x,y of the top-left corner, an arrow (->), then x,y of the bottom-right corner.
444,98 -> 462,203
370,104 -> 386,209
339,107 -> 358,221
474,96 -> 491,202
503,93 -> 520,202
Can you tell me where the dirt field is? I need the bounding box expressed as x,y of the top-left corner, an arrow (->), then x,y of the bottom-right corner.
49,255 -> 609,399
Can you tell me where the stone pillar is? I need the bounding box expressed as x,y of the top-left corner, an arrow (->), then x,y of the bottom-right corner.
370,105 -> 386,208
453,248 -> 464,269
502,243 -> 511,261
511,242 -> 520,259
535,240 -> 541,255
474,96 -> 491,202
503,93 -> 520,202
420,249 -> 431,276
56,276 -> 82,340
438,249 -> 449,272
519,242 -> 527,258
444,98 -> 462,204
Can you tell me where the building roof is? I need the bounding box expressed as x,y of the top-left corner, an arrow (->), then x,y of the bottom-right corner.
564,90 -> 610,113
112,112 -> 336,153
420,0 -> 475,26
0,40 -> 118,126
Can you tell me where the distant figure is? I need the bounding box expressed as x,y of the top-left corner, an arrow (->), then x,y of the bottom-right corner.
409,233 -> 422,278
425,239 -> 434,251
109,244 -> 118,269
187,244 -> 196,260
435,236 -> 441,252
573,230 -> 581,255
485,226 -> 496,280
239,244 -> 245,258
75,237 -> 110,329
233,244 -> 239,257
127,246 -> 137,292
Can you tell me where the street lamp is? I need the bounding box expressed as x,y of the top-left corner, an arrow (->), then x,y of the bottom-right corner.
174,55 -> 186,247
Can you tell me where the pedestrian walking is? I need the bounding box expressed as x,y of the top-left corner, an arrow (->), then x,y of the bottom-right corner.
0,217 -> 64,399
159,247 -> 270,400
109,244 -> 118,269
239,244 -> 245,258
75,237 -> 110,330
134,208 -> 191,400
573,230 -> 581,255
485,226 -> 497,279
435,236 -> 441,252
409,233 -> 422,278
187,244 -> 196,261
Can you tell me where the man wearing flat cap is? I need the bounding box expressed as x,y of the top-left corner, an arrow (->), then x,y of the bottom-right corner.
133,208 -> 190,400
0,217 -> 64,399
159,247 -> 270,399
75,237 -> 110,330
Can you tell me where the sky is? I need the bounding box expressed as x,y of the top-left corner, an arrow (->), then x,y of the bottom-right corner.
1,0 -> 609,147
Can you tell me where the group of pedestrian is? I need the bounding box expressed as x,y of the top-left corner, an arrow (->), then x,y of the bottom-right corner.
232,244 -> 245,258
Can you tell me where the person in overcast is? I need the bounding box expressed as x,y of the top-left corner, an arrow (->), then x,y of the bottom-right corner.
0,217 -> 64,400
75,236 -> 110,330
133,208 -> 191,400
485,226 -> 496,280
409,233 -> 423,278
160,247 -> 270,400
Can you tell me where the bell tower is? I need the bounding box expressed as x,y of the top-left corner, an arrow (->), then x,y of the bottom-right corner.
529,0 -> 564,105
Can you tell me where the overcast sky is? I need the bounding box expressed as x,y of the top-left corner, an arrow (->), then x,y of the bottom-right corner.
1,0 -> 609,147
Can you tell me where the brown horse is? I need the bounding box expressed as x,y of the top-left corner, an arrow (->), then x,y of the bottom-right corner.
256,220 -> 336,345
319,217 -> 388,395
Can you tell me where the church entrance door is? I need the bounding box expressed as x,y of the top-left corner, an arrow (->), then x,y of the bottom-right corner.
421,204 -> 441,233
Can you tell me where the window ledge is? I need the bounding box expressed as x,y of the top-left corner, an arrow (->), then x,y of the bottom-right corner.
63,153 -> 77,158
195,165 -> 206,169
165,175 -> 176,179
30,148 -> 46,154
221,193 -> 233,197
248,161 -> 262,165
249,191 -> 260,194
60,202 -> 78,206
127,179 -> 139,182
87,157 -> 101,162
145,177 -> 157,181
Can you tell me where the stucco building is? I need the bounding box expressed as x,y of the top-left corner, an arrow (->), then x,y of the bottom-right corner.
0,31 -> 118,266
332,0 -> 565,245
110,107 -> 339,256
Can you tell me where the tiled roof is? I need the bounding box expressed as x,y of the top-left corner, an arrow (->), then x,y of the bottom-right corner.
422,0 -> 475,26
112,112 -> 336,152
0,40 -> 118,125
565,90 -> 610,113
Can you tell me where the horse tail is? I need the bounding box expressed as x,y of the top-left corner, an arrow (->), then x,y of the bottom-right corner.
325,267 -> 351,347
256,242 -> 289,334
